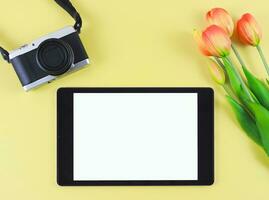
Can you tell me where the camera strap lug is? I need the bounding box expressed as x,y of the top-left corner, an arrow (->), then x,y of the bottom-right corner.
0,47 -> 10,63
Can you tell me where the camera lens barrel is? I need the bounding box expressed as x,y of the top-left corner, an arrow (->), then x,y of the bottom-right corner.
36,39 -> 74,76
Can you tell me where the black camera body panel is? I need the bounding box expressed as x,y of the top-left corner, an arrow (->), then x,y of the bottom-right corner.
9,27 -> 89,90
11,50 -> 47,86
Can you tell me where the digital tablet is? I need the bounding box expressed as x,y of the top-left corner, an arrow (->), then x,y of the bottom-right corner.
57,88 -> 214,186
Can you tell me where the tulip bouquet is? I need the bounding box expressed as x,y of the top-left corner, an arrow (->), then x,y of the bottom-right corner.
194,8 -> 269,156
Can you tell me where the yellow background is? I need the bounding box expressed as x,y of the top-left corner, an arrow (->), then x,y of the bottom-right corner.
1,0 -> 269,199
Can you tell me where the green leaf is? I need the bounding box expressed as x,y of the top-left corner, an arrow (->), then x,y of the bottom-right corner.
243,67 -> 269,110
222,58 -> 258,104
226,96 -> 262,146
222,58 -> 241,96
238,85 -> 260,106
247,102 -> 269,156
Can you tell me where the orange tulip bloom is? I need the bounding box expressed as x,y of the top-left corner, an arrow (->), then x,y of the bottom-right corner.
194,25 -> 231,57
206,8 -> 234,37
237,13 -> 262,46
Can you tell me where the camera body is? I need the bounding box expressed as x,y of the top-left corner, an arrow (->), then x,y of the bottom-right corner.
9,26 -> 89,91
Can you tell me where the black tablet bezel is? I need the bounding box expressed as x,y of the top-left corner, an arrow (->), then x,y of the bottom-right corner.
57,87 -> 214,186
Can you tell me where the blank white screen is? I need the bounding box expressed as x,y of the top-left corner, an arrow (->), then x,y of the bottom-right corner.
73,93 -> 198,181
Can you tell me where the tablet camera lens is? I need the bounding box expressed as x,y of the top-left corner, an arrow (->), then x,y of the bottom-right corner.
36,39 -> 74,76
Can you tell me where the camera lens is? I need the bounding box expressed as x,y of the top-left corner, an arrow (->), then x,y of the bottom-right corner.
36,39 -> 74,76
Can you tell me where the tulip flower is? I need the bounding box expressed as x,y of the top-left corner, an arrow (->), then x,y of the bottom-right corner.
193,8 -> 269,157
206,8 -> 248,70
193,29 -> 212,56
194,25 -> 231,58
237,13 -> 262,46
237,13 -> 269,75
208,58 -> 226,85
194,25 -> 252,100
206,8 -> 234,37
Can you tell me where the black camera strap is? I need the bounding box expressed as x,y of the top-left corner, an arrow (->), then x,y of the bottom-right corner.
55,0 -> 82,33
0,0 -> 82,63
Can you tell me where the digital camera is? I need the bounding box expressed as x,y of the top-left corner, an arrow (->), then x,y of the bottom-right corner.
0,0 -> 89,91
9,26 -> 89,91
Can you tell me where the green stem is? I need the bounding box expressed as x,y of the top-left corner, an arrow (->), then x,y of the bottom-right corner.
224,56 -> 254,102
223,83 -> 235,99
214,57 -> 225,68
256,45 -> 269,76
223,81 -> 255,120
232,44 -> 246,68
